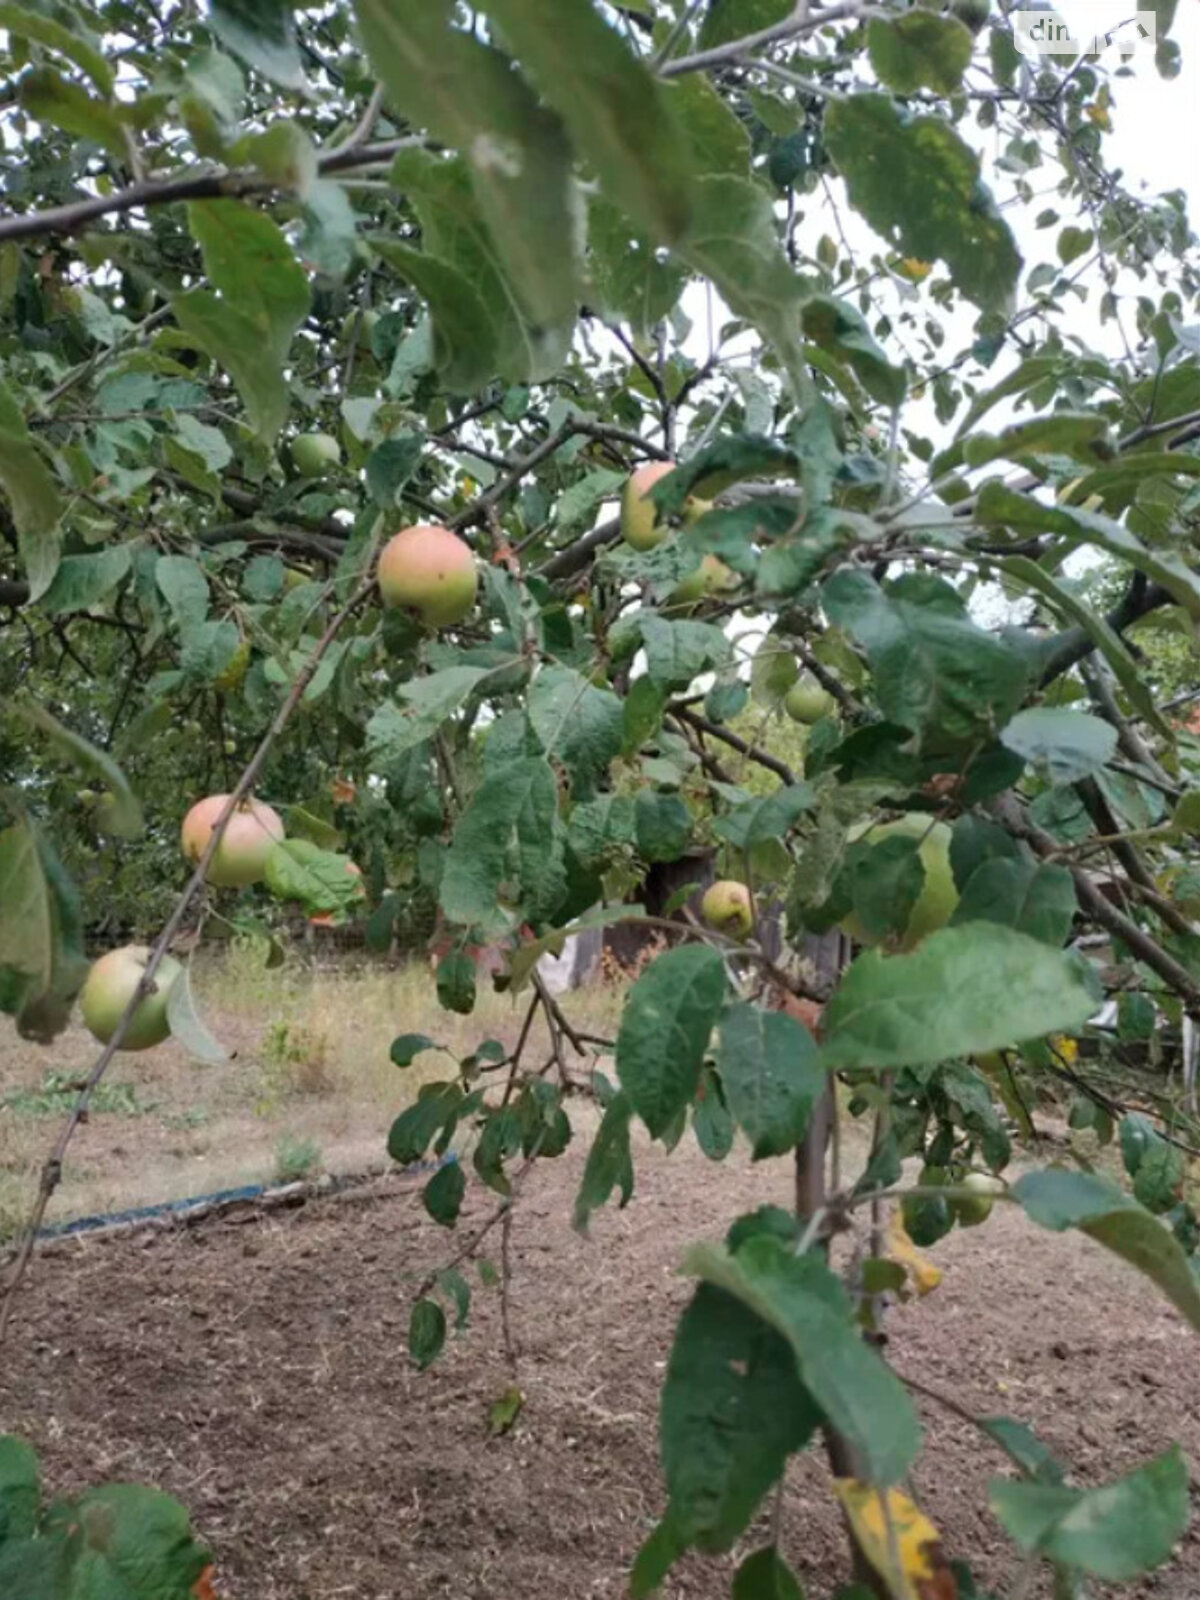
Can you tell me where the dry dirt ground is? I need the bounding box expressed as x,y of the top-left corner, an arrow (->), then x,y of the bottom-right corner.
1,1132 -> 1197,1600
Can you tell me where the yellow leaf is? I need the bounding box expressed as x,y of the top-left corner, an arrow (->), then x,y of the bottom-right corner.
1051,1033 -> 1078,1064
1085,102 -> 1111,130
886,1210 -> 943,1297
832,1481 -> 957,1600
897,257 -> 933,281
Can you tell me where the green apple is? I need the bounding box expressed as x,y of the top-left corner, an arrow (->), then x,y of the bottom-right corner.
840,813 -> 958,952
784,674 -> 835,724
622,461 -> 676,550
80,945 -> 182,1052
953,1171 -> 1005,1227
668,554 -> 735,609
701,879 -> 753,940
291,432 -> 342,479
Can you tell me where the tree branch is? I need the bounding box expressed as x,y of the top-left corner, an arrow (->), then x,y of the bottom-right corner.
658,0 -> 861,79
673,705 -> 797,784
0,568 -> 378,1344
0,137 -> 428,244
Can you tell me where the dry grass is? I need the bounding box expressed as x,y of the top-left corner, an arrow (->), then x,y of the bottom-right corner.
0,939 -> 626,1241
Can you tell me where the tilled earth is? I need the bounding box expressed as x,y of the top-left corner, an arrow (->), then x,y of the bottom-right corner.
1,1138 -> 1197,1600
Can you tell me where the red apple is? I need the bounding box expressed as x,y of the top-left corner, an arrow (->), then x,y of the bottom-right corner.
181,794 -> 285,888
378,523 -> 477,627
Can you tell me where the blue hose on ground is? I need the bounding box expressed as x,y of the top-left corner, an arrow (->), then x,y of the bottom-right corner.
36,1152 -> 458,1240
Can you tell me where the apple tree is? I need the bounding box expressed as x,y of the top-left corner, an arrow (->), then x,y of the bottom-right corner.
2,2 -> 1200,1596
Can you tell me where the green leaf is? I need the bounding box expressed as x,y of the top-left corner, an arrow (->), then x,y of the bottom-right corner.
714,785 -> 815,849
528,666 -> 623,789
408,1297 -> 447,1369
997,556 -> 1171,738
652,434 -> 800,516
640,615 -> 732,692
369,240 -> 498,392
716,1001 -> 826,1160
666,71 -> 751,178
616,944 -> 727,1138
483,0 -> 694,242
365,434 -> 424,510
824,94 -> 1021,312
1012,1168 -> 1200,1330
387,151 -> 572,382
693,1067 -> 734,1160
661,1282 -> 821,1552
154,555 -> 209,630
989,1446 -> 1188,1581
573,1089 -> 635,1232
623,675 -> 667,756
0,6 -> 114,95
1000,708 -> 1117,786
0,381 -> 61,598
978,483 -> 1200,619
0,818 -> 88,1043
849,836 -> 925,944
388,1083 -> 463,1166
160,958 -> 225,1065
685,1236 -> 921,1484
699,0 -> 791,49
488,1385 -> 524,1435
979,1416 -> 1065,1485
732,1546 -> 807,1600
823,569 -> 1028,755
173,202 -> 308,440
440,758 -> 564,935
586,197 -> 687,341
12,700 -> 142,839
0,1481 -> 211,1598
423,1157 -> 466,1226
867,10 -> 974,95
367,666 -> 491,763
963,413 -> 1111,469
800,296 -> 907,408
210,0 -> 304,88
391,1033 -> 440,1068
0,1434 -> 39,1543
436,949 -> 476,1016
631,1512 -> 687,1599
679,176 -> 806,394
18,66 -> 126,156
39,545 -> 132,616
820,924 -> 1099,1071
354,3 -> 579,345
951,860 -> 1076,947
263,841 -> 364,915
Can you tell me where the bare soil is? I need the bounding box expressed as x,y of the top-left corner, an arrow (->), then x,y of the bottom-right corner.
1,1135 -> 1197,1600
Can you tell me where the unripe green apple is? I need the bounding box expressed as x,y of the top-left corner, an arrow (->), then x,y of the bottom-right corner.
377,523 -> 478,627
181,794 -> 286,888
701,879 -> 754,940
949,0 -> 990,32
784,674 -> 836,724
80,945 -> 182,1052
291,432 -> 342,479
840,813 -> 958,952
668,554 -> 735,608
953,1171 -> 1005,1227
622,461 -> 675,551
